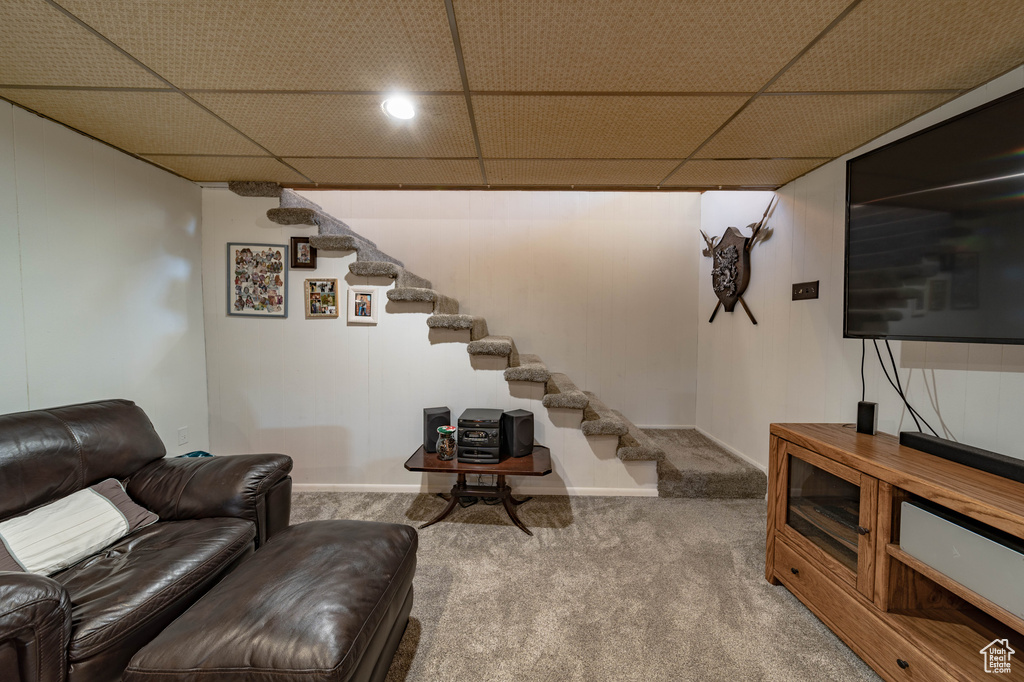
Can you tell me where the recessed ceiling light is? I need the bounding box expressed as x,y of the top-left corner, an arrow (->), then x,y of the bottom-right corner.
381,95 -> 415,120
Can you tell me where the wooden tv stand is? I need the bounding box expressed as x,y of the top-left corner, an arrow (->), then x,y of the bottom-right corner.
767,424 -> 1024,681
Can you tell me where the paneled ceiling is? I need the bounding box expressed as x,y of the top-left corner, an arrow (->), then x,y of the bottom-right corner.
2,0 -> 1023,190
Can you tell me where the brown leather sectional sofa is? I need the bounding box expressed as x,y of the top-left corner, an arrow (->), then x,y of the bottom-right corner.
0,399 -> 414,682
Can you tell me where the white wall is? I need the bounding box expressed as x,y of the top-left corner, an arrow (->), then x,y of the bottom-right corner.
697,66 -> 1024,470
202,189 -> 701,494
308,190 -> 701,428
0,102 -> 209,455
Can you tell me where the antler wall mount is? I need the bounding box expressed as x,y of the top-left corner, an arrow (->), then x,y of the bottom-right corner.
700,197 -> 777,325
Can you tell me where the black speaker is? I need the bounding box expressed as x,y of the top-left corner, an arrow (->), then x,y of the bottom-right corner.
423,407 -> 450,452
856,401 -> 877,435
501,409 -> 534,458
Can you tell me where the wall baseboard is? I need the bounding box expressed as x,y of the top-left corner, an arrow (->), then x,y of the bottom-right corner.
693,427 -> 769,474
292,483 -> 658,497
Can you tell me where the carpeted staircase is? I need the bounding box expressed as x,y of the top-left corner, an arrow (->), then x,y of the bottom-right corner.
228,182 -> 766,498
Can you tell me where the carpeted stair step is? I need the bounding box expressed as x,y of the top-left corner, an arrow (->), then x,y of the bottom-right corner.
348,262 -> 431,289
467,336 -> 520,367
267,206 -> 317,225
426,314 -> 489,340
542,373 -> 589,409
387,288 -> 460,313
612,411 -> 665,462
351,261 -> 401,278
646,429 -> 768,499
503,354 -> 550,382
581,392 -> 628,436
228,181 -> 282,198
308,234 -> 401,265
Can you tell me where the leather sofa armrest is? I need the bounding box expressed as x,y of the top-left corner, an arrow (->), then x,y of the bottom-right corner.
126,454 -> 293,547
0,572 -> 72,682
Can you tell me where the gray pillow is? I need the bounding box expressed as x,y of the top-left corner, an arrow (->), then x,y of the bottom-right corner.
0,478 -> 158,574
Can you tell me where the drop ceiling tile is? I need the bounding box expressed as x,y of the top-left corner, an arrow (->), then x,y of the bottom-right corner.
193,93 -> 476,158
54,0 -> 462,91
483,159 -> 679,186
0,89 -> 264,155
0,0 -> 163,87
456,0 -> 850,92
663,158 -> 829,187
286,158 -> 482,185
141,156 -> 307,183
695,93 -> 956,159
770,0 -> 1024,92
474,95 -> 747,159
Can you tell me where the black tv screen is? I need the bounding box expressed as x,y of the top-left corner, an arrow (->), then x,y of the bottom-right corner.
845,87 -> 1024,344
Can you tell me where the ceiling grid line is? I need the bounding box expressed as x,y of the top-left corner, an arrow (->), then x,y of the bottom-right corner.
37,0 -> 315,184
0,85 -> 967,97
0,85 -> 175,92
443,0 -> 488,185
657,0 -> 867,187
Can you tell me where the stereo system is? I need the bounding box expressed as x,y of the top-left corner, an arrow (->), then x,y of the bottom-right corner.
457,408 -> 503,463
417,407 -> 536,464
425,407 -> 536,463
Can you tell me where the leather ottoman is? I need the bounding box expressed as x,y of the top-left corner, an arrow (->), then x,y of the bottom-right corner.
123,520 -> 417,682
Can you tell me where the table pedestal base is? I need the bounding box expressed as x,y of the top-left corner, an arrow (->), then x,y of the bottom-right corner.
420,474 -> 534,535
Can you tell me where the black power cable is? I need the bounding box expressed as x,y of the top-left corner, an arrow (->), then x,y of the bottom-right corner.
871,340 -> 938,436
860,339 -> 866,402
884,340 -> 939,437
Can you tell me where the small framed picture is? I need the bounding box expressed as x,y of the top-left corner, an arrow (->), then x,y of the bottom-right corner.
228,243 -> 287,317
290,236 -> 317,270
347,286 -> 379,324
305,279 -> 339,318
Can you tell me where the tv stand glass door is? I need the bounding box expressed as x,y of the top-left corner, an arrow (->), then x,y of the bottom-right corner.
778,441 -> 877,599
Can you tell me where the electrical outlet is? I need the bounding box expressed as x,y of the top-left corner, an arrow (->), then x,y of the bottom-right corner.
792,281 -> 819,301
177,426 -> 189,446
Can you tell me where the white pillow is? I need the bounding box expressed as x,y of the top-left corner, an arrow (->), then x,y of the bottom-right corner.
0,479 -> 158,575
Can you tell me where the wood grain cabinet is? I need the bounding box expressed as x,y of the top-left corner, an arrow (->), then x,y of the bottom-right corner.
767,424 -> 1024,682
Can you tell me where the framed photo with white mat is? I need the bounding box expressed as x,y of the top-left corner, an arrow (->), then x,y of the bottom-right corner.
347,285 -> 378,324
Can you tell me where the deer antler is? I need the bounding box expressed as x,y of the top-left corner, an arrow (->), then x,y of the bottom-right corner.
746,196 -> 777,252
699,230 -> 718,257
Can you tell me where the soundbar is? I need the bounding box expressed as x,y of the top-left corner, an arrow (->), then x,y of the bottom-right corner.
899,431 -> 1024,485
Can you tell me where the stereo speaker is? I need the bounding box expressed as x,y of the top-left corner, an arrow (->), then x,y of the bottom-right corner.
856,401 -> 878,435
501,409 -> 534,458
423,406 -> 450,452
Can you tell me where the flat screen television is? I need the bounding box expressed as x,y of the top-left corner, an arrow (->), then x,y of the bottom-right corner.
845,87 -> 1024,344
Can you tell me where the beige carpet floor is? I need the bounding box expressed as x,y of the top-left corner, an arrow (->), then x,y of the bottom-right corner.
291,492 -> 879,682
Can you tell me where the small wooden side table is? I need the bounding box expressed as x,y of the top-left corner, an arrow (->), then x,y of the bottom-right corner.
404,445 -> 552,535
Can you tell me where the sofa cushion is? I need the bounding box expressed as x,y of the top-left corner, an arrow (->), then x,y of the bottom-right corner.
53,518 -> 255,664
0,479 -> 159,574
0,400 -> 165,521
